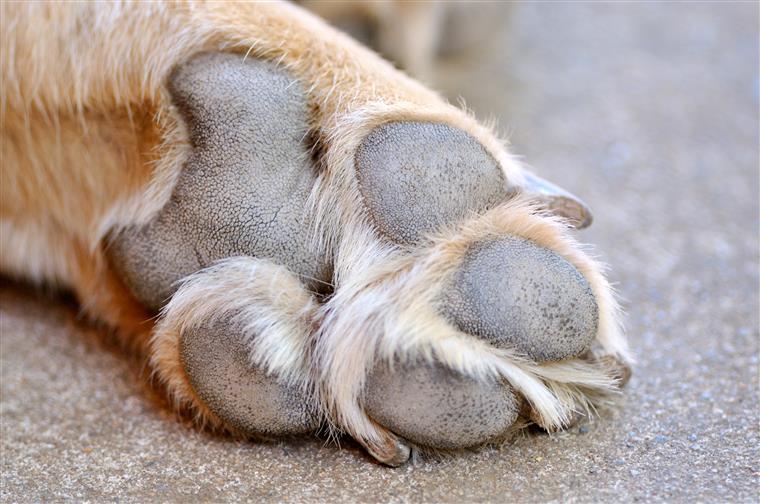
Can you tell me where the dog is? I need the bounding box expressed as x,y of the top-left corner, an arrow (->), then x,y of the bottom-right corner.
1,1 -> 630,466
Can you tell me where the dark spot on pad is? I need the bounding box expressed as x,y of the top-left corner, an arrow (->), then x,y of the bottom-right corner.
364,360 -> 518,450
180,319 -> 319,437
355,122 -> 507,245
110,53 -> 328,310
440,236 -> 598,362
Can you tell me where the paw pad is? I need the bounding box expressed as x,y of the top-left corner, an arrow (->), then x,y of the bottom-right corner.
364,360 -> 519,450
441,236 -> 599,361
181,318 -> 319,437
355,122 -> 506,245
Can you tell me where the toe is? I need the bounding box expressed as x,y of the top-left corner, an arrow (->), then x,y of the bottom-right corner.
180,319 -> 320,437
440,236 -> 599,362
364,360 -> 519,450
355,121 -> 507,245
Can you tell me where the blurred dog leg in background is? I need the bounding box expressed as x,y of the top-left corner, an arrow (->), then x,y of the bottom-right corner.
300,1 -> 513,82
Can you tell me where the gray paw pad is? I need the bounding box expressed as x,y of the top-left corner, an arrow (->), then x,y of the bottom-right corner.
364,361 -> 519,450
440,236 -> 598,362
180,319 -> 320,437
355,122 -> 507,245
111,53 -> 327,310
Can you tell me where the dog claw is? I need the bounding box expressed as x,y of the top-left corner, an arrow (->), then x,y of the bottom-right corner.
361,428 -> 412,467
521,171 -> 594,229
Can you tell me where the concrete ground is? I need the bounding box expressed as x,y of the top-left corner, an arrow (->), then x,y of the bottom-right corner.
2,3 -> 758,503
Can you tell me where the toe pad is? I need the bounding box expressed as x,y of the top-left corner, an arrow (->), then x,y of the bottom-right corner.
355,122 -> 507,245
364,361 -> 519,450
441,236 -> 599,361
180,319 -> 319,437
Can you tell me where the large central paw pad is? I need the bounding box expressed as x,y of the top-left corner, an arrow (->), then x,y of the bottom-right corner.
112,53 -> 327,311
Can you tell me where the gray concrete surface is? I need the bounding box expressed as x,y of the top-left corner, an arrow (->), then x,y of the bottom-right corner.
2,3 -> 758,502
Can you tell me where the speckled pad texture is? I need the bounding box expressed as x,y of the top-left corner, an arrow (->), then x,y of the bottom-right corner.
111,53 -> 327,310
441,236 -> 598,361
364,361 -> 519,450
180,318 -> 319,437
2,3 -> 757,502
355,122 -> 507,245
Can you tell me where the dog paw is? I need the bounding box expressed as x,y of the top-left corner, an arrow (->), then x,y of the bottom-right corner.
108,52 -> 630,462
315,108 -> 630,465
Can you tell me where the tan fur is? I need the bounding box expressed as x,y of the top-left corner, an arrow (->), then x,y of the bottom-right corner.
1,1 -> 629,458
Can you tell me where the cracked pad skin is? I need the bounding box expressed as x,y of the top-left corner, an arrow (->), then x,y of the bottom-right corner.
111,53 -> 328,311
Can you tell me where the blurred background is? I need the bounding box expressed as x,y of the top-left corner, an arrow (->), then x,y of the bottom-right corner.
2,3 -> 758,501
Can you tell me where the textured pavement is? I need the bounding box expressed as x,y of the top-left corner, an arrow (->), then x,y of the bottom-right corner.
2,4 -> 758,502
